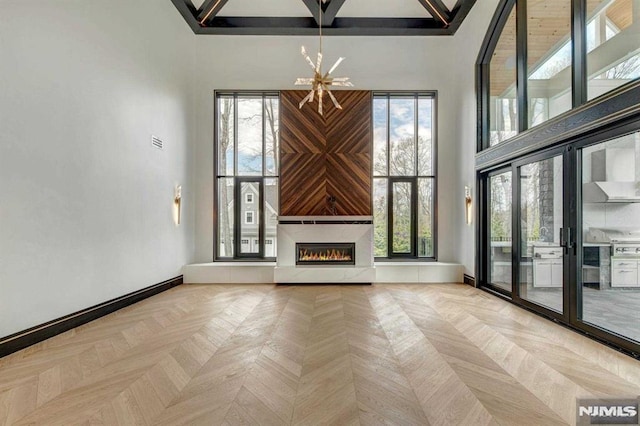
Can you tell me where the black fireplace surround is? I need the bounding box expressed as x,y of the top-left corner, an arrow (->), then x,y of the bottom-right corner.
296,243 -> 356,266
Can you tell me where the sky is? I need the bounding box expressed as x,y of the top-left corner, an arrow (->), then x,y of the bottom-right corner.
218,96 -> 279,176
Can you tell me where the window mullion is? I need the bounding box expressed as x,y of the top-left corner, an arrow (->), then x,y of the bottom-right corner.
387,95 -> 391,257
386,96 -> 391,177
413,97 -> 419,257
234,94 -> 238,176
259,178 -> 265,258
517,0 -> 528,133
414,96 -> 419,176
572,0 -> 587,107
260,95 -> 266,256
262,94 -> 266,175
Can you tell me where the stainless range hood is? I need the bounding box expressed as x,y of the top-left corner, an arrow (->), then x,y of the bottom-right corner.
583,181 -> 640,203
583,148 -> 640,203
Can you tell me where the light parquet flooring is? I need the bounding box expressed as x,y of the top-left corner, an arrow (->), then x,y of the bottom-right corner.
1,284 -> 639,426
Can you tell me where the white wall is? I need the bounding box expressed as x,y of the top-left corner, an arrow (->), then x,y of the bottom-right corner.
0,1 -> 196,337
448,0 -> 502,276
193,3 -> 501,272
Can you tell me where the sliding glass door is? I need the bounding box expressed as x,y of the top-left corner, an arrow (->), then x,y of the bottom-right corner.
577,129 -> 640,347
517,152 -> 567,315
485,148 -> 570,317
488,169 -> 513,293
480,126 -> 640,354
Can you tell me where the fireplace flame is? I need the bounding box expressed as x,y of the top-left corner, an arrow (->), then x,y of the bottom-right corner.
299,248 -> 352,262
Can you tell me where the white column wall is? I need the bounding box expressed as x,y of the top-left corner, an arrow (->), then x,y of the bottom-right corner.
448,0 -> 502,276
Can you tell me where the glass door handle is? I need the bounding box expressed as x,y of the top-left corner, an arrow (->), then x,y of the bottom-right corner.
559,227 -> 574,253
566,227 -> 574,249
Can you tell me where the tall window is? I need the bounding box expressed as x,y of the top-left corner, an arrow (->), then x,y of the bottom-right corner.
480,0 -> 639,149
526,0 -> 573,126
216,93 -> 279,259
373,93 -> 436,259
586,0 -> 640,100
489,3 -> 518,146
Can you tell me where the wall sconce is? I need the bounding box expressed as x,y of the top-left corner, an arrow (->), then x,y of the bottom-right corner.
465,185 -> 472,225
174,185 -> 182,225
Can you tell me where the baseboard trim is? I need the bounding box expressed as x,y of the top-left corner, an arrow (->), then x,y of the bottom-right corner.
276,282 -> 372,286
0,276 -> 183,358
463,274 -> 476,287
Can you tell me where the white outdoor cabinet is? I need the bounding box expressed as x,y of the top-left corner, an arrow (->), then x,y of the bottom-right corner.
611,258 -> 640,287
533,246 -> 563,288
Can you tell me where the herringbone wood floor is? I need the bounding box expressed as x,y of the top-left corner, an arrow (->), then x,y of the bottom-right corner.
1,284 -> 639,425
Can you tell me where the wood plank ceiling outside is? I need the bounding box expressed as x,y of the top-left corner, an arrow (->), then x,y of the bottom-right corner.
490,0 -> 633,96
170,0 -> 478,35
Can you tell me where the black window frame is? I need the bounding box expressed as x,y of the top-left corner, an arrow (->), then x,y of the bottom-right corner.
214,91 -> 279,261
476,1 -> 640,358
476,0 -> 640,152
373,91 -> 438,261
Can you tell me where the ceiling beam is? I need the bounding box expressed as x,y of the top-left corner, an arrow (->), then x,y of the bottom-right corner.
300,0 -> 346,26
170,0 -> 479,36
448,0 -> 478,32
170,0 -> 202,33
301,0 -> 323,26
197,17 -> 451,36
323,0 -> 347,26
416,0 -> 451,27
197,0 -> 230,25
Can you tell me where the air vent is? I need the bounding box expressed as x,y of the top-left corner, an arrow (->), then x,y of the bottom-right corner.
151,135 -> 163,150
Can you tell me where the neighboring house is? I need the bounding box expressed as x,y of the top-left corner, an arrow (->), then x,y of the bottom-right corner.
221,182 -> 278,257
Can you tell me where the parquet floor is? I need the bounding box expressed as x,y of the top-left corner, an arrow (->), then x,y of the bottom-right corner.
1,284 -> 639,425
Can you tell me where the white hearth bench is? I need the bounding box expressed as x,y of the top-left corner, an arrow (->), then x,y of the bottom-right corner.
185,216 -> 462,284
183,261 -> 463,284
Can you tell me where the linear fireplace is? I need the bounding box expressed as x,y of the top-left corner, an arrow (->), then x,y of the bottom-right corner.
296,243 -> 356,266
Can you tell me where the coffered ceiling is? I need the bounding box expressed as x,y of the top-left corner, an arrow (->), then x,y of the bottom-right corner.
171,0 -> 478,35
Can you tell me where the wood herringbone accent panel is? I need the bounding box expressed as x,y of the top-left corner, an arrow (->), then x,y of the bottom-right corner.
2,284 -> 639,425
280,90 -> 371,216
280,153 -> 327,217
280,93 -> 325,155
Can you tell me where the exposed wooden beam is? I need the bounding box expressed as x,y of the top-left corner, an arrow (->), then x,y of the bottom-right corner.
197,0 -> 230,25
417,0 -> 451,27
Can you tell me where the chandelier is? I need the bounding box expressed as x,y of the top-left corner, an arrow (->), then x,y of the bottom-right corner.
295,0 -> 353,115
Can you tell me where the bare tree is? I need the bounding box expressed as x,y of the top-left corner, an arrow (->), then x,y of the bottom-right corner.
490,173 -> 512,241
236,97 -> 279,175
605,55 -> 640,79
265,98 -> 279,174
218,98 -> 233,256
490,98 -> 518,146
